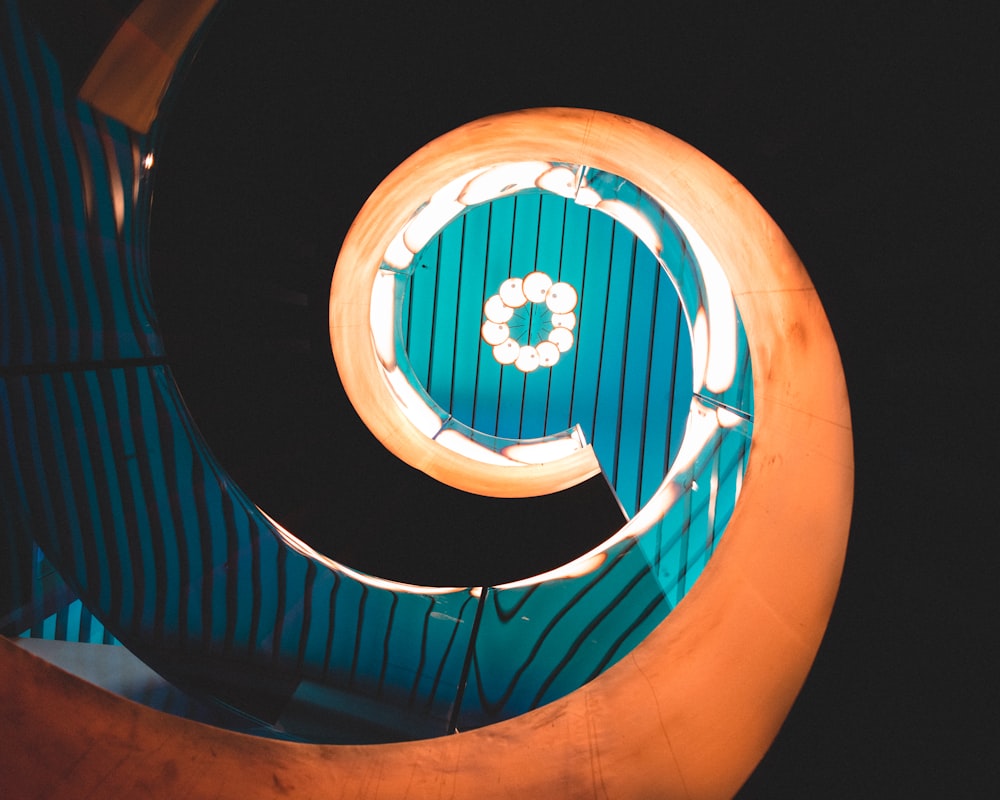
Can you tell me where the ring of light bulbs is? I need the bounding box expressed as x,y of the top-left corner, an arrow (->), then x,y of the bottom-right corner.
480,271 -> 579,372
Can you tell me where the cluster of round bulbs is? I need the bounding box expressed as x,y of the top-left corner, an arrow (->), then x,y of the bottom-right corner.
480,271 -> 578,372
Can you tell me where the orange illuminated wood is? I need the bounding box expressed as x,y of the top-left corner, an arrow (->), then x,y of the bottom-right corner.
2,109 -> 852,798
78,0 -> 219,132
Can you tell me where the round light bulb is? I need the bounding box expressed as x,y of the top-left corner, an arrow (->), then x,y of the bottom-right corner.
522,271 -> 553,303
498,277 -> 527,308
515,345 -> 540,373
546,282 -> 578,314
535,165 -> 577,198
548,327 -> 574,353
484,295 -> 513,323
536,340 -> 560,367
493,339 -> 520,365
481,321 -> 510,346
550,311 -> 576,330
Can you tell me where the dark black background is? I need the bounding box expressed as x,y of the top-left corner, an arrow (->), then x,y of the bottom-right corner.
150,2 -> 997,796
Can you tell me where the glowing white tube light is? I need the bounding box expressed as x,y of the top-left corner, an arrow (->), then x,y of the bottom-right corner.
573,185 -> 602,208
534,165 -> 580,198
502,433 -> 584,465
495,552 -> 607,590
369,270 -> 398,369
691,308 -> 709,393
383,167 -> 489,270
403,199 -> 465,254
383,229 -> 414,270
661,202 -> 737,394
596,198 -> 664,255
458,161 -> 551,206
434,428 -> 519,466
379,362 -> 446,439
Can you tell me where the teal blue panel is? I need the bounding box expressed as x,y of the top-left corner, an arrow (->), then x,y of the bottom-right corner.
516,195 -> 560,437
591,224 -> 640,493
402,237 -> 438,382
535,193 -> 567,276
495,193 -> 542,436
471,196 -> 516,434
612,245 -> 661,513
451,204 -> 490,425
508,191 -> 542,278
640,277 -> 689,510
426,221 -> 463,406
544,199 -> 592,434
567,209 -> 615,438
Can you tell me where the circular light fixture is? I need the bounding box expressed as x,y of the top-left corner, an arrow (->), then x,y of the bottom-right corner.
481,271 -> 578,370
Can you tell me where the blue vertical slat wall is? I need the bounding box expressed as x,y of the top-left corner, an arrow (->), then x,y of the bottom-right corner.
474,198 -> 517,431
452,205 -> 489,424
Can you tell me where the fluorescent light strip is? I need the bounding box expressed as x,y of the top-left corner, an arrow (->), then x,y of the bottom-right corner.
660,201 -> 738,394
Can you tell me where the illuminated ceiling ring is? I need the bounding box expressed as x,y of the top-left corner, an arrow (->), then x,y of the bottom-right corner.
481,272 -> 578,372
335,153 -> 745,497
